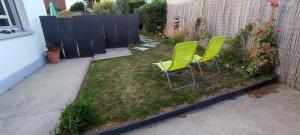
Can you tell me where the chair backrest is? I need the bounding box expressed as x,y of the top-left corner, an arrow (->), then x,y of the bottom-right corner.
168,41 -> 198,71
199,36 -> 227,62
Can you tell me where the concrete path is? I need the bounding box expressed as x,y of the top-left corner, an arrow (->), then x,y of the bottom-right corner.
0,58 -> 91,135
126,85 -> 300,135
93,48 -> 132,61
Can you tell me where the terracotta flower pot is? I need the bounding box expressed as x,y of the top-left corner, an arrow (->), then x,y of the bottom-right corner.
46,49 -> 60,64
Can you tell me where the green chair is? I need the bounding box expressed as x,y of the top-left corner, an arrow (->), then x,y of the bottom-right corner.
193,36 -> 227,77
153,41 -> 198,90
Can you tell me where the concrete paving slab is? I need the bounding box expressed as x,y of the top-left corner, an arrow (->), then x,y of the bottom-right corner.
150,42 -> 160,45
0,58 -> 91,135
0,120 -> 9,135
126,85 -> 300,135
141,44 -> 157,48
133,47 -> 150,51
2,111 -> 60,135
93,48 -> 133,61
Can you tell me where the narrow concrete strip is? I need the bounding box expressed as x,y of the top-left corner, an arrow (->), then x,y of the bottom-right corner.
93,48 -> 133,61
126,85 -> 300,135
0,58 -> 92,135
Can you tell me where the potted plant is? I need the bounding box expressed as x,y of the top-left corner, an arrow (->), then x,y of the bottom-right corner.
46,43 -> 61,64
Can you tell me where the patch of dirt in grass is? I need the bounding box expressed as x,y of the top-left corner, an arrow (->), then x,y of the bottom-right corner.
248,84 -> 279,98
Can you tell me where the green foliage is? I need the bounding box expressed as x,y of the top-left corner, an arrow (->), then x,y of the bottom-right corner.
93,1 -> 118,15
55,98 -> 99,135
169,29 -> 188,44
57,11 -> 73,18
246,1 -> 280,77
70,2 -> 85,11
46,43 -> 60,52
220,24 -> 253,75
221,17 -> 279,78
84,0 -> 100,8
247,23 -> 278,77
122,0 -> 145,14
137,0 -> 167,33
194,17 -> 211,47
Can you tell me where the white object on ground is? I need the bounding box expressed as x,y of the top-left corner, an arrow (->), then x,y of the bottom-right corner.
133,47 -> 150,51
141,44 -> 157,48
150,42 -> 160,45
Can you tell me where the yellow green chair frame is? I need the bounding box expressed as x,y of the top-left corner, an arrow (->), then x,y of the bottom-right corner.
153,41 -> 198,90
193,36 -> 227,78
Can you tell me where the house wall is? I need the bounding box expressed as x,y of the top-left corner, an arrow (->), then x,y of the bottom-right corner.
0,0 -> 47,94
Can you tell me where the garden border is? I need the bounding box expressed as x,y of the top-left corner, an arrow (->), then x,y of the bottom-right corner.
90,77 -> 278,135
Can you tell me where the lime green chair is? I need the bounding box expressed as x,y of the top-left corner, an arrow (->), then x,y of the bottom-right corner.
193,36 -> 227,77
153,41 -> 198,90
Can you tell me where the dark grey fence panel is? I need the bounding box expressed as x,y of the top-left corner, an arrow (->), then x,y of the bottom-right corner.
88,16 -> 106,54
57,18 -> 78,58
40,16 -> 59,46
115,15 -> 129,47
73,16 -> 95,57
103,15 -> 119,48
128,14 -> 140,44
40,14 -> 140,59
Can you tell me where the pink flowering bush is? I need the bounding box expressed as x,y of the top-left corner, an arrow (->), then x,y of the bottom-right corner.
246,0 -> 280,77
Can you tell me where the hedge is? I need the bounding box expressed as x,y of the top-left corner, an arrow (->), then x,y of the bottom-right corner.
123,0 -> 145,14
138,0 -> 167,33
70,2 -> 85,11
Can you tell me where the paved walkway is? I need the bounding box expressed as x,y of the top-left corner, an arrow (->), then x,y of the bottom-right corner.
94,48 -> 132,61
0,58 -> 91,135
126,85 -> 300,135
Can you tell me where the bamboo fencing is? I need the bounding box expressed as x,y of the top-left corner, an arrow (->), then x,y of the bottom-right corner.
166,0 -> 300,89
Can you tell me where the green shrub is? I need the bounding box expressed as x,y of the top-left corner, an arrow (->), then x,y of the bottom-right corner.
93,1 -> 118,15
55,98 -> 99,135
220,24 -> 253,75
169,29 -> 188,44
123,0 -> 145,14
57,11 -> 73,18
85,0 -> 100,8
137,0 -> 167,33
70,2 -> 85,11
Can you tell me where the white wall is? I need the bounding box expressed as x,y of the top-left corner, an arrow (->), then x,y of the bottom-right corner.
0,0 -> 47,94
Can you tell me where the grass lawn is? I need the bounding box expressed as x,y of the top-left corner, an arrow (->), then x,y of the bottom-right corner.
79,36 -> 269,132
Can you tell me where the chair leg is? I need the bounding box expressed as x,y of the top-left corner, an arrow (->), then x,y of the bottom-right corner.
189,65 -> 196,88
163,66 -> 196,90
215,60 -> 221,75
195,60 -> 221,78
195,62 -> 207,79
164,71 -> 174,90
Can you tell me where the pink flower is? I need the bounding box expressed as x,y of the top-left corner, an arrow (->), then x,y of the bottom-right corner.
276,28 -> 281,33
256,29 -> 264,35
263,44 -> 272,52
269,0 -> 279,8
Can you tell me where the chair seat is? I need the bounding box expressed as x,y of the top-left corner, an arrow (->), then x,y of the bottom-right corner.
153,60 -> 172,71
193,55 -> 202,63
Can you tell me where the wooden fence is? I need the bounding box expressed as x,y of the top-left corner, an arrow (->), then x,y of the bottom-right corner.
40,14 -> 140,58
166,0 -> 300,90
